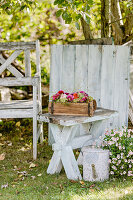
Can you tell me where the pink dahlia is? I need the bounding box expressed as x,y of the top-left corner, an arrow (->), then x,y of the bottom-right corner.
67,95 -> 74,102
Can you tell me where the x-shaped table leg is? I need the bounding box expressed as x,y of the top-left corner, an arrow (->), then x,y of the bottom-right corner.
47,123 -> 82,180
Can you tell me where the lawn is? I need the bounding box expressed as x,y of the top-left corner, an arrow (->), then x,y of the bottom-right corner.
0,119 -> 133,200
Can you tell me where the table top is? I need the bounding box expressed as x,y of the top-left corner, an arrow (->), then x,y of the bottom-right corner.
38,107 -> 118,126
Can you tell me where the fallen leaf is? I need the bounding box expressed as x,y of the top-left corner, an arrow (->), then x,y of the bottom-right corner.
21,177 -> 25,181
31,176 -> 36,180
13,178 -> 19,182
80,181 -> 85,185
37,174 -> 42,177
16,121 -> 21,127
0,153 -> 5,161
29,163 -> 36,168
19,147 -> 27,152
90,184 -> 95,188
17,171 -> 27,176
18,174 -> 23,178
0,133 -> 2,137
16,190 -> 20,194
8,142 -> 12,146
60,184 -> 63,192
1,183 -> 8,189
90,189 -> 95,192
81,185 -> 86,188
0,193 -> 2,196
12,185 -> 16,188
70,180 -> 78,183
0,143 -> 4,146
52,182 -> 58,185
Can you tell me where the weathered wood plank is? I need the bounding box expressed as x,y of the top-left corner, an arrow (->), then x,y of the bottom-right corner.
0,77 -> 39,86
33,85 -> 38,160
36,40 -> 42,115
100,45 -> 115,109
48,101 -> 95,116
74,45 -> 88,92
0,54 -> 24,78
61,146 -> 82,180
69,38 -> 112,45
38,108 -> 118,126
0,50 -> 23,74
70,135 -> 92,149
50,45 -> 63,98
60,45 -> 75,92
114,46 -> 130,127
0,100 -> 39,109
0,109 -> 33,118
87,45 -> 102,106
0,41 -> 36,50
47,151 -> 62,174
7,65 -> 24,78
25,50 -> 31,77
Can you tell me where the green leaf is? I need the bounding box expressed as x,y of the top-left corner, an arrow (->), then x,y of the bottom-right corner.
62,11 -> 72,24
56,9 -> 63,17
85,15 -> 90,24
75,22 -> 80,30
75,13 -> 81,21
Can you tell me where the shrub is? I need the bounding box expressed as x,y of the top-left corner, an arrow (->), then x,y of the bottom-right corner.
102,128 -> 133,177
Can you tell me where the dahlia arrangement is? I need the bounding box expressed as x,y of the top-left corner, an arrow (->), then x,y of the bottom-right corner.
102,128 -> 133,177
51,90 -> 94,103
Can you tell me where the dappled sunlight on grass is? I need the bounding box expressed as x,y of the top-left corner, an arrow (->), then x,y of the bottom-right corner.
70,186 -> 133,200
0,119 -> 133,200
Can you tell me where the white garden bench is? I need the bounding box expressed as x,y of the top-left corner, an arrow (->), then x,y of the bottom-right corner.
38,44 -> 130,180
0,41 -> 43,160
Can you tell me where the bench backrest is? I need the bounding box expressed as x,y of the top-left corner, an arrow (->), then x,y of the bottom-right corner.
50,45 -> 130,129
0,40 -> 40,86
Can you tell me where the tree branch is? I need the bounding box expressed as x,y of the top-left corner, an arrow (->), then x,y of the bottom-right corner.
101,0 -> 109,37
80,17 -> 93,40
108,14 -> 133,25
124,0 -> 133,36
111,0 -> 124,44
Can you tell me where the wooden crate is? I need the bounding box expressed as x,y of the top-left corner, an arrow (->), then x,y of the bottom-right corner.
48,100 -> 97,117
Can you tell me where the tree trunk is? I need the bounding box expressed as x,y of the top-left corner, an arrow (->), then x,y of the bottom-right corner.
124,0 -> 133,37
80,17 -> 93,39
111,0 -> 124,44
101,0 -> 110,37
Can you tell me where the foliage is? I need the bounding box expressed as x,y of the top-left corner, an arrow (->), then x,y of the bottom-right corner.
51,90 -> 94,103
54,0 -> 133,43
0,0 -> 83,84
0,0 -> 36,14
54,0 -> 101,33
102,128 -> 133,177
54,0 -> 94,26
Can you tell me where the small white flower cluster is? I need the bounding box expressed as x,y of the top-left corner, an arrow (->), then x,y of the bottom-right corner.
102,128 -> 133,177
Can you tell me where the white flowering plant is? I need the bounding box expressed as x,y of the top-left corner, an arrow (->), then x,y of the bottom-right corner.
102,128 -> 133,177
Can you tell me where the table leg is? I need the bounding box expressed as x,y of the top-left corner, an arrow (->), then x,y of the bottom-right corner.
47,123 -> 82,180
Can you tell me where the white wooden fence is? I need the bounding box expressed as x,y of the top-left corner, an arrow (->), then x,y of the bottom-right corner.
49,45 -> 130,143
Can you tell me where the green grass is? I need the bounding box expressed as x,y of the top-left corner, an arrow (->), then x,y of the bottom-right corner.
0,119 -> 133,200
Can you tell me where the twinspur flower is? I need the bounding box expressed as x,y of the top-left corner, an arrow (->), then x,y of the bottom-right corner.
102,127 -> 133,177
